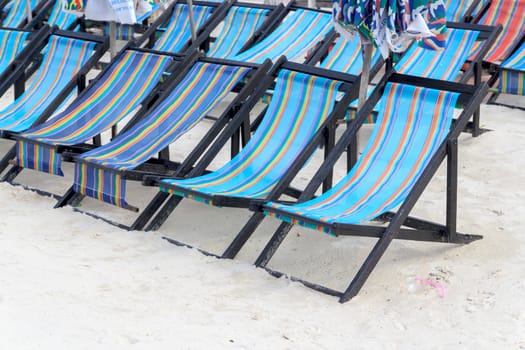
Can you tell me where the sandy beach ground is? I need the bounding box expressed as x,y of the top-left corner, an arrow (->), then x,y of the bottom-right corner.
1,28 -> 525,350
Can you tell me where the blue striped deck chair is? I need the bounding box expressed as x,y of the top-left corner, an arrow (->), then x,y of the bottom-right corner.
258,75 -> 489,302
318,35 -> 382,75
152,3 -> 214,52
0,34 -> 98,134
143,63 -> 358,254
445,0 -> 483,22
228,9 -> 333,63
206,5 -> 271,59
498,41 -> 525,96
46,0 -> 81,30
2,0 -> 41,28
160,70 -> 342,203
0,28 -> 30,74
70,61 -> 254,211
343,26 -> 483,123
14,50 -> 174,177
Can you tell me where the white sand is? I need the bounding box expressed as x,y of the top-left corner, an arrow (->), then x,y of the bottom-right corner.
1,40 -> 525,348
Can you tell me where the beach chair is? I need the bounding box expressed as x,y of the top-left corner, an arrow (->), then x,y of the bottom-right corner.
28,0 -> 82,31
195,2 -> 281,59
46,58 -> 271,228
488,40 -> 525,108
0,27 -> 34,75
1,0 -> 47,28
0,29 -> 108,175
7,47 -> 182,186
139,61 -> 359,256
445,0 -> 485,22
252,72 -> 489,302
471,0 -> 525,65
224,6 -> 333,63
136,0 -> 225,53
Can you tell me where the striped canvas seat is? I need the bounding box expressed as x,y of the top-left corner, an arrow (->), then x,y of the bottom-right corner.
207,6 -> 270,58
2,0 -> 38,28
228,9 -> 332,63
153,4 -> 214,52
0,29 -> 30,73
264,83 -> 459,234
319,35 -> 382,75
445,0 -> 476,21
16,50 -> 173,176
345,28 -> 479,122
471,0 -> 525,64
73,62 -> 250,208
159,70 -> 341,203
499,41 -> 525,95
47,0 -> 80,30
0,35 -> 96,133
397,28 -> 480,81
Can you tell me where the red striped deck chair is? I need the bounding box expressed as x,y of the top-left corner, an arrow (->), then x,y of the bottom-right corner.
470,0 -> 525,64
255,72 -> 489,302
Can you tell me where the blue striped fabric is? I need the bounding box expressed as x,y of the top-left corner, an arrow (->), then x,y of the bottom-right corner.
2,0 -> 38,28
499,41 -> 525,95
397,28 -> 479,81
47,0 -> 80,29
229,9 -> 332,63
320,35 -> 381,74
0,29 -> 30,73
16,51 -> 173,176
345,28 -> 479,122
74,62 -> 250,207
153,4 -> 214,52
0,35 -> 96,133
445,0 -> 475,21
265,83 -> 459,235
207,6 -> 270,58
159,70 -> 341,202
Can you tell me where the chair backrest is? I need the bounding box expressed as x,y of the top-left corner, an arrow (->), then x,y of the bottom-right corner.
397,28 -> 480,81
319,35 -> 382,75
73,62 -> 250,207
229,9 -> 332,63
266,83 -> 459,228
21,51 -> 174,147
473,0 -> 525,64
499,41 -> 525,95
2,0 -> 38,28
445,0 -> 477,21
0,29 -> 30,73
0,34 -> 97,132
160,69 -> 342,200
47,0 -> 80,29
153,3 -> 214,52
207,6 -> 270,58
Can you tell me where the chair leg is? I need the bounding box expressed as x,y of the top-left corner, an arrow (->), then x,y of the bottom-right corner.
339,233 -> 395,303
129,191 -> 170,231
254,222 -> 294,267
1,165 -> 22,183
0,144 -> 16,175
54,185 -> 79,208
222,212 -> 265,259
145,194 -> 184,231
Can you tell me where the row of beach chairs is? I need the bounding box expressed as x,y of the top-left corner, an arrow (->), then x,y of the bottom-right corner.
0,0 -> 522,301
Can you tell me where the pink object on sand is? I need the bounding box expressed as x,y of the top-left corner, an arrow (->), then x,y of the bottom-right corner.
416,277 -> 446,298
